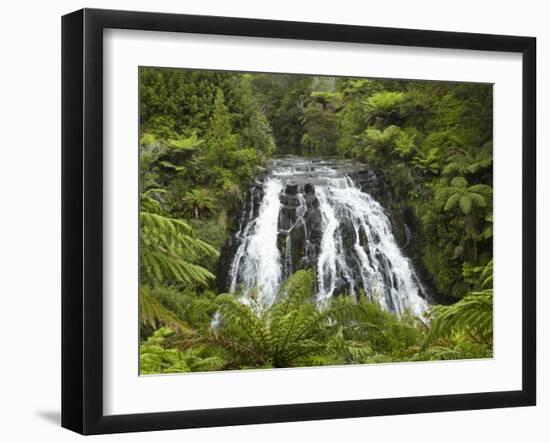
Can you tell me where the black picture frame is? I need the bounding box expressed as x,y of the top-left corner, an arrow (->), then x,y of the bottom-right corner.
61,8 -> 536,435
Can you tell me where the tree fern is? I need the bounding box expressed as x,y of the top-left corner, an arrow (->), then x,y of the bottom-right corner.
267,271 -> 345,367
208,270 -> 338,368
479,259 -> 493,289
212,293 -> 272,365
140,287 -> 194,334
441,177 -> 491,215
363,91 -> 405,127
425,289 -> 493,347
412,337 -> 492,361
442,142 -> 493,176
329,296 -> 422,362
139,190 -> 218,339
181,188 -> 216,220
140,328 -> 226,374
353,125 -> 415,167
140,211 -> 218,286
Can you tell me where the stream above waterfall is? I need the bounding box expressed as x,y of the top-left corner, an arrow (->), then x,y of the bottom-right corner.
218,156 -> 429,316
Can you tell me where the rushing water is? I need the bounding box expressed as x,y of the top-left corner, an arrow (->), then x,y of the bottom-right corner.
224,157 -> 428,316
228,178 -> 283,307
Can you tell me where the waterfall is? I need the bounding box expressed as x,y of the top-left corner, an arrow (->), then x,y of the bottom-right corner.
229,178 -> 283,308
224,157 -> 428,316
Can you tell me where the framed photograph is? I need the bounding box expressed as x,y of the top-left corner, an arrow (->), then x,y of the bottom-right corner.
61,8 -> 536,435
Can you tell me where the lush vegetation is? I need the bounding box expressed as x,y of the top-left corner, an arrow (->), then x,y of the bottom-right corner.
139,67 -> 493,373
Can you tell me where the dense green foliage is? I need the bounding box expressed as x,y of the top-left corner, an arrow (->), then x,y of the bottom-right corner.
139,67 -> 493,373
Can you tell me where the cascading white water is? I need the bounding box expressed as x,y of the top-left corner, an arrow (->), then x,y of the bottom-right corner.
226,158 -> 428,316
316,176 -> 427,315
229,178 -> 283,308
316,183 -> 356,304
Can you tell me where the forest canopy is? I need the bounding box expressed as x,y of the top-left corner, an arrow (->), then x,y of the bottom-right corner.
139,67 -> 493,373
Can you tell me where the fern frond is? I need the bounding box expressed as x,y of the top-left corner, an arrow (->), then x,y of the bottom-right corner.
480,259 -> 493,289
140,327 -> 227,374
139,287 -> 194,334
140,211 -> 218,287
425,289 -> 493,347
140,190 -> 167,214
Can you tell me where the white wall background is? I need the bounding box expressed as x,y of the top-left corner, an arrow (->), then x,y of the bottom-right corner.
0,0 -> 546,441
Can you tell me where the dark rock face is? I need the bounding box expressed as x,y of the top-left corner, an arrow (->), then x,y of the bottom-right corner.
217,156 -> 438,312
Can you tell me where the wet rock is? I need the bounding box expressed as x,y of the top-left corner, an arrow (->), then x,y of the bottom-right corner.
217,157 -> 436,313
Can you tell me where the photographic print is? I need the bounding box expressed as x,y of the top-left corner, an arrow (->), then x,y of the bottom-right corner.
139,67 -> 493,375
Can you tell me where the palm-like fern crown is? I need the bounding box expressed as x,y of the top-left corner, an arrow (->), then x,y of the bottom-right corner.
139,191 -> 219,334
440,176 -> 492,215
364,91 -> 405,116
210,271 -> 347,368
140,327 -> 225,374
424,260 -> 493,348
443,142 -> 493,176
140,193 -> 218,287
182,188 -> 216,219
354,125 -> 416,164
139,286 -> 194,334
